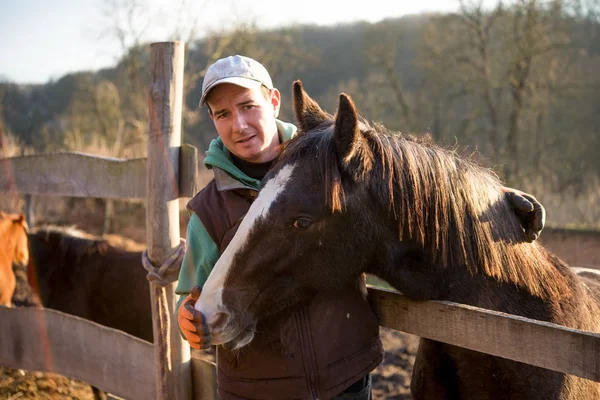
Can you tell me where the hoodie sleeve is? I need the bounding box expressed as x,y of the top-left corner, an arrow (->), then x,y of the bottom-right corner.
175,213 -> 220,311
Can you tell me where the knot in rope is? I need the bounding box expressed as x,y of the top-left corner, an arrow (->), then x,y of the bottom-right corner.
142,238 -> 186,287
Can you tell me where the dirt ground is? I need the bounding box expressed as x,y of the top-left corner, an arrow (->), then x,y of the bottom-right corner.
3,261 -> 418,400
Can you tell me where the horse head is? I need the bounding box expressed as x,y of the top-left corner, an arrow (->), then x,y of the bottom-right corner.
1,211 -> 29,266
195,81 -> 412,349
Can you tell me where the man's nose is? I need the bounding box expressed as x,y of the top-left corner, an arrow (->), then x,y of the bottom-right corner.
232,112 -> 248,133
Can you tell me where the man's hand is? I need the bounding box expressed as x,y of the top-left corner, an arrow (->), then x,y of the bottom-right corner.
502,186 -> 546,242
177,285 -> 211,350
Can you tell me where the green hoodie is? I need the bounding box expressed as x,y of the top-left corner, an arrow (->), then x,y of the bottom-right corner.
175,120 -> 296,301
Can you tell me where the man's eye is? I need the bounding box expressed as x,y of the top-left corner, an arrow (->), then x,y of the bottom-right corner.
292,217 -> 312,229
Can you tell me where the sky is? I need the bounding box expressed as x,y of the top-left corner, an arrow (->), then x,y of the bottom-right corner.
0,0 -> 461,84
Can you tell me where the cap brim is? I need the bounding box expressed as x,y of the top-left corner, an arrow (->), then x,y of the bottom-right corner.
199,77 -> 264,107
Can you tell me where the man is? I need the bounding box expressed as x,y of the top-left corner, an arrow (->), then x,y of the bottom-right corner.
176,55 -> 545,400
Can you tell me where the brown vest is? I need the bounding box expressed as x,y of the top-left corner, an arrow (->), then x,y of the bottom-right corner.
188,179 -> 383,400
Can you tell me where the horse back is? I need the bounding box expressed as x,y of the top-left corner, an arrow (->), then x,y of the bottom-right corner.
28,229 -> 153,342
572,268 -> 600,326
87,245 -> 153,341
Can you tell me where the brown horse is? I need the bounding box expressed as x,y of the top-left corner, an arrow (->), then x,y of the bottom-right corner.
27,226 -> 153,343
195,81 -> 600,399
0,211 -> 29,307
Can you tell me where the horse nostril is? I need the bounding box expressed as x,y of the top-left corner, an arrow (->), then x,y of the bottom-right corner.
210,312 -> 229,331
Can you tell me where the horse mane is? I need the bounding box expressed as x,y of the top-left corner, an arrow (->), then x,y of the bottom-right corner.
279,120 -> 570,300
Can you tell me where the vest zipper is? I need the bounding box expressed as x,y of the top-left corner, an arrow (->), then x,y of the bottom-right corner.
295,305 -> 320,399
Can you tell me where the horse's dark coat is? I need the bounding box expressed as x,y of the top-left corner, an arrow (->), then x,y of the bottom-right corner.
27,226 -> 153,342
208,81 -> 600,399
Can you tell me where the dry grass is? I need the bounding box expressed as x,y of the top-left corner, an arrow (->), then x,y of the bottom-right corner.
519,175 -> 600,229
0,131 -> 35,158
63,132 -> 147,159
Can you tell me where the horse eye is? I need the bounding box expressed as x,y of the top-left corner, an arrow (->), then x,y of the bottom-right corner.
292,217 -> 312,229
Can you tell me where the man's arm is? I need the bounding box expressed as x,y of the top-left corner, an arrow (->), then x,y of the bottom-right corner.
175,214 -> 219,298
175,213 -> 219,349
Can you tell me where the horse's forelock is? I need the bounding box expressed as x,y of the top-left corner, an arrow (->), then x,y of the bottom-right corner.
277,122 -> 346,213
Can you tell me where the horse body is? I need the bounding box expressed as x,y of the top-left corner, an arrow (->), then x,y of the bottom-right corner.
0,211 -> 29,307
195,81 -> 600,399
27,226 -> 153,342
407,251 -> 600,399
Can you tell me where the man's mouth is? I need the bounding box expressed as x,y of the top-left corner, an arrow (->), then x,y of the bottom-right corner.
236,135 -> 255,144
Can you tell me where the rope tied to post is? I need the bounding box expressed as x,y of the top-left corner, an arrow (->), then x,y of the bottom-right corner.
142,238 -> 186,286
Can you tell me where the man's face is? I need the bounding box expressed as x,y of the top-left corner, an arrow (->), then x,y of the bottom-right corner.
207,83 -> 281,163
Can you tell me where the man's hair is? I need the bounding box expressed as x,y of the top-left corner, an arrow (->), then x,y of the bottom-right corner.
206,86 -> 273,115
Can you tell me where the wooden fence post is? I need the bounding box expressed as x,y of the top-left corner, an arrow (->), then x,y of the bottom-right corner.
146,41 -> 191,400
24,193 -> 34,228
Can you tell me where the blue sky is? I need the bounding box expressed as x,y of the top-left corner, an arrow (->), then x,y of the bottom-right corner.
0,0 -> 460,84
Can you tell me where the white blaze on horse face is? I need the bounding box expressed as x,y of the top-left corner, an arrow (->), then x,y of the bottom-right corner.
195,163 -> 297,323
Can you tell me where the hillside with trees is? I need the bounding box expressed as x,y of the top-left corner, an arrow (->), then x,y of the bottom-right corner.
1,0 -> 599,228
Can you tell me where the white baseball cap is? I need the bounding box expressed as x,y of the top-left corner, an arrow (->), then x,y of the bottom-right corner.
199,55 -> 274,107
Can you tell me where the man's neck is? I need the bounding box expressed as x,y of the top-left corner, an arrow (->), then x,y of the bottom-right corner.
231,154 -> 275,180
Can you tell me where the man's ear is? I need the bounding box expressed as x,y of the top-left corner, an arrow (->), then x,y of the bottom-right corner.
270,88 -> 281,118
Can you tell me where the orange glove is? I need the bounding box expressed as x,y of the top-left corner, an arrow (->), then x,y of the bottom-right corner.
177,285 -> 211,350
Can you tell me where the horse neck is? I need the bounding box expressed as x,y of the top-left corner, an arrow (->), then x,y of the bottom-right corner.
377,241 -> 581,323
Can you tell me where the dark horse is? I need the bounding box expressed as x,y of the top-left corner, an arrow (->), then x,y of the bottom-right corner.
195,81 -> 600,399
27,226 -> 153,343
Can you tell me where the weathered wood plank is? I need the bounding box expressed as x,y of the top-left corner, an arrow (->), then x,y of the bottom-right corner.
146,41 -> 191,400
0,145 -> 198,199
191,350 -> 218,400
0,306 -> 156,400
368,286 -> 600,382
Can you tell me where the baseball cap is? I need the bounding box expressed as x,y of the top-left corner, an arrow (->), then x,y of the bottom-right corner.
199,55 -> 274,107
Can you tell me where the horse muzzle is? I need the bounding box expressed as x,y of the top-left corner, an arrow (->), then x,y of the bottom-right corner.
207,310 -> 256,348
195,297 -> 257,349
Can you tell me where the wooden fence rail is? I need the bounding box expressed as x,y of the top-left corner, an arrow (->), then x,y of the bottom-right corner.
0,307 -> 218,400
1,287 -> 599,400
0,146 -> 199,200
0,306 -> 156,399
368,286 -> 600,383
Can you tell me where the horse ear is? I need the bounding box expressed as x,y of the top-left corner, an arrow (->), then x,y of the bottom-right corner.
292,80 -> 330,132
334,93 -> 373,178
15,214 -> 26,225
0,210 -> 6,218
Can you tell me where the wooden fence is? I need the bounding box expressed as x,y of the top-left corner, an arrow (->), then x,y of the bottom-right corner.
1,41 -> 599,399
